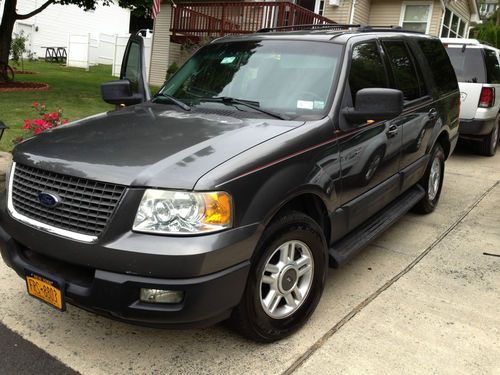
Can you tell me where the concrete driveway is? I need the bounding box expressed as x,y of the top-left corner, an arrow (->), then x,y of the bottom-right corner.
0,144 -> 499,375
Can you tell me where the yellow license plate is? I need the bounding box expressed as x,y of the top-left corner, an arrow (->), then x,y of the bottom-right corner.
26,273 -> 64,310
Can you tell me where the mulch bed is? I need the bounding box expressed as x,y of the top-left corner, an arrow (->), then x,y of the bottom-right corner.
13,70 -> 37,75
0,82 -> 49,92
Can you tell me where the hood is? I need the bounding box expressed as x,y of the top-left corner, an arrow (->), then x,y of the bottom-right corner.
13,102 -> 303,189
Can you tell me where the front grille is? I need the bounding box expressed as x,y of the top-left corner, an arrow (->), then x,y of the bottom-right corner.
11,163 -> 126,237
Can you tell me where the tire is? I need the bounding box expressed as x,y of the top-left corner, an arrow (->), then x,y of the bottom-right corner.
231,211 -> 327,342
478,118 -> 499,156
414,143 -> 445,214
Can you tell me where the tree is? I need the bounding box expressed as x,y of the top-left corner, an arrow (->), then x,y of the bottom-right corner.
0,0 -> 153,80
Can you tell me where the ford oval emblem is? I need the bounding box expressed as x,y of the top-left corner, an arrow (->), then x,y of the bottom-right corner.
38,192 -> 60,208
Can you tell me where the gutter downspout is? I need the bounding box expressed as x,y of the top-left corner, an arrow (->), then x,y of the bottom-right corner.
349,0 -> 357,24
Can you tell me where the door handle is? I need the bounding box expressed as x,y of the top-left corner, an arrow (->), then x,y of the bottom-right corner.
386,124 -> 399,138
428,108 -> 438,120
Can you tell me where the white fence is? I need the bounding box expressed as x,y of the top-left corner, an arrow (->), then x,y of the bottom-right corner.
67,32 -> 152,81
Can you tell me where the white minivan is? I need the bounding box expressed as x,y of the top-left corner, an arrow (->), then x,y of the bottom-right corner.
442,38 -> 500,156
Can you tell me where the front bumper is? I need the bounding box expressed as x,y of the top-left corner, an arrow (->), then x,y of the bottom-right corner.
0,193 -> 260,327
459,118 -> 496,137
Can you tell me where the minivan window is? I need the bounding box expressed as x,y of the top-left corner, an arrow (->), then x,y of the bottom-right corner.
382,40 -> 423,101
483,49 -> 500,84
348,42 -> 388,104
418,39 -> 458,94
161,40 -> 342,119
445,46 -> 487,83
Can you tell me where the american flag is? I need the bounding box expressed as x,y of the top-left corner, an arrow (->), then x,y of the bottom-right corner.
151,0 -> 161,19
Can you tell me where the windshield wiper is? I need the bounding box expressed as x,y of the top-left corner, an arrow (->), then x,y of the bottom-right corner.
154,93 -> 191,111
199,97 -> 288,120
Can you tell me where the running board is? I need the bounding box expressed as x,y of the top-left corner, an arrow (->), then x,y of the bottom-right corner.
329,185 -> 425,267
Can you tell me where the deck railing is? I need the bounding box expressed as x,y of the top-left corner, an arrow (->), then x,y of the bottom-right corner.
171,2 -> 334,42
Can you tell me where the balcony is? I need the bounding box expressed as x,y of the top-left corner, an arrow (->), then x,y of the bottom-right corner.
171,1 -> 334,43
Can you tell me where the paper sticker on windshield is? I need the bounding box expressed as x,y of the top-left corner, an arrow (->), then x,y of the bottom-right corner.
297,100 -> 314,110
313,101 -> 325,110
221,56 -> 236,64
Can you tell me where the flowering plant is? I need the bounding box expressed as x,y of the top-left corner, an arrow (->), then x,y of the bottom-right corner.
13,102 -> 69,145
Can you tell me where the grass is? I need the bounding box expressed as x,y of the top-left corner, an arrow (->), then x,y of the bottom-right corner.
0,61 -> 161,152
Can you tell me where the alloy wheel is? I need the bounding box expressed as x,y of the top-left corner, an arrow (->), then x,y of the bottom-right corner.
259,240 -> 314,319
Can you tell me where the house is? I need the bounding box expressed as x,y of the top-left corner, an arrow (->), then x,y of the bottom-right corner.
322,0 -> 480,37
479,0 -> 498,19
0,0 -> 130,60
148,0 -> 480,86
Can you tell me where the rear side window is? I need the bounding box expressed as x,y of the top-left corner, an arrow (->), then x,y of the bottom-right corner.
348,42 -> 388,103
382,40 -> 423,101
418,39 -> 459,93
483,49 -> 500,83
444,46 -> 486,83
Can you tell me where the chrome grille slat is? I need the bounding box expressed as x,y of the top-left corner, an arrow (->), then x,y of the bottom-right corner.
11,163 -> 125,237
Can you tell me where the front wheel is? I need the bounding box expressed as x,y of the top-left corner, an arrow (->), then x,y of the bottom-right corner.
414,143 -> 445,214
231,211 -> 327,342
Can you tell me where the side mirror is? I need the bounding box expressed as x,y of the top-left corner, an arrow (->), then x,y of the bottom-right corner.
101,80 -> 144,106
342,88 -> 404,124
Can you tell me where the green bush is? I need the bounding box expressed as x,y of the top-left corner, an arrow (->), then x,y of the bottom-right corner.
473,23 -> 500,48
10,31 -> 29,70
166,62 -> 179,80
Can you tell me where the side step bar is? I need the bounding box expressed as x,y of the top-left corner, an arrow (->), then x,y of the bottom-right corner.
329,185 -> 425,267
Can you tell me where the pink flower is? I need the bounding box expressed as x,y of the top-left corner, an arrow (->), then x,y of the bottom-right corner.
32,102 -> 39,108
44,114 -> 50,120
33,119 -> 44,126
23,120 -> 31,129
34,127 -> 43,135
51,112 -> 58,120
62,119 -> 69,124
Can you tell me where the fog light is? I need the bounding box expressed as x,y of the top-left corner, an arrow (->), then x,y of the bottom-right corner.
140,288 -> 184,304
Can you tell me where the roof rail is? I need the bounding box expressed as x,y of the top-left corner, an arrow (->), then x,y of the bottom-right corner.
257,23 -> 359,33
257,23 -> 423,34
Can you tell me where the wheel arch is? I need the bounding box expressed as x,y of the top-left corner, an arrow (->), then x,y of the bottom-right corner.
264,191 -> 332,246
434,130 -> 451,159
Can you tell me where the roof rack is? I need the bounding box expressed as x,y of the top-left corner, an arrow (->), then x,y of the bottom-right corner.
257,23 -> 360,33
256,24 -> 421,34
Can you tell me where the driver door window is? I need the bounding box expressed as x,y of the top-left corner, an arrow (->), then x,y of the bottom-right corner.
122,41 -> 141,94
348,41 -> 389,105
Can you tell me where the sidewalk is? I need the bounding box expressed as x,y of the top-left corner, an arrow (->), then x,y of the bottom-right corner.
296,182 -> 500,374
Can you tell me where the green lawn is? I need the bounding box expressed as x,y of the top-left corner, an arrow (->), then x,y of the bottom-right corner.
0,61 -> 161,152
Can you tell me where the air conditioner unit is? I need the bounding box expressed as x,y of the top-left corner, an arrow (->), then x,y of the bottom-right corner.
329,0 -> 340,6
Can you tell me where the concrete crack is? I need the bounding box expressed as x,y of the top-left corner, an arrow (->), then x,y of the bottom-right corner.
282,180 -> 500,375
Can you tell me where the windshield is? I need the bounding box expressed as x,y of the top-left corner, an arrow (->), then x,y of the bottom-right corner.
444,46 -> 486,83
159,40 -> 342,119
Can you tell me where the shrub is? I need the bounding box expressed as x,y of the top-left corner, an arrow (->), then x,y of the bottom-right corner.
166,62 -> 179,80
10,31 -> 29,71
13,102 -> 69,145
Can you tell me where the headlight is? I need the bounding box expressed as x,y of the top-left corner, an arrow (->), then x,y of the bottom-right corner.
133,189 -> 232,234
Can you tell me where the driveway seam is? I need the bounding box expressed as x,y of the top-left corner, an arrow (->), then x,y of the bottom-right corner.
282,180 -> 500,375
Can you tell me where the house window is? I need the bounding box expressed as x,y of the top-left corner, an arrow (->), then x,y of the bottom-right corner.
440,8 -> 468,38
400,3 -> 432,34
480,2 -> 498,17
314,0 -> 325,16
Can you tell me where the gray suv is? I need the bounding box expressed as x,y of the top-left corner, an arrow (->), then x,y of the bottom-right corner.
0,25 -> 459,342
